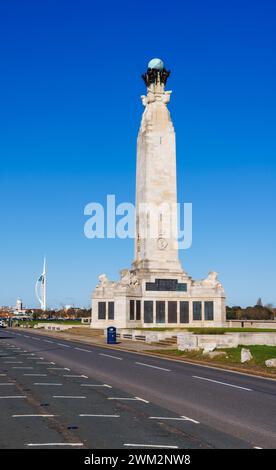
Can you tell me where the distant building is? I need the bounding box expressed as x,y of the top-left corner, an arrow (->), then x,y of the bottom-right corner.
14,298 -> 26,316
15,298 -> 23,311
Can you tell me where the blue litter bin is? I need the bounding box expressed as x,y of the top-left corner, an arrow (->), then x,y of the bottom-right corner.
107,326 -> 117,344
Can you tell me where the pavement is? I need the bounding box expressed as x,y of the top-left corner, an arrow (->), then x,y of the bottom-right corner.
0,327 -> 276,449
16,326 -> 169,351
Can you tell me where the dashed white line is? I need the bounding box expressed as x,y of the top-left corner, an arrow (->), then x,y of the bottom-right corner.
254,446 -> 263,449
27,357 -> 44,360
0,396 -> 26,399
44,340 -> 54,344
79,414 -> 120,418
34,383 -> 63,386
24,374 -> 47,376
124,444 -> 178,449
134,396 -> 149,403
99,353 -> 122,360
63,375 -> 88,378
180,415 -> 200,424
26,443 -> 83,447
74,347 -> 92,353
0,383 -> 16,386
48,367 -> 70,371
53,396 -> 86,399
13,414 -> 57,418
57,343 -> 71,348
192,375 -> 252,391
108,396 -> 149,403
81,384 -> 112,388
149,416 -> 199,424
36,362 -> 55,365
135,362 -> 171,372
12,367 -> 34,369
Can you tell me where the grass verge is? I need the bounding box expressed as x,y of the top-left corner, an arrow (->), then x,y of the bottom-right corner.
149,345 -> 276,378
134,327 -> 276,334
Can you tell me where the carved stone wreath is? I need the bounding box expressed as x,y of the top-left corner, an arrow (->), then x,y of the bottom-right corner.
157,238 -> 168,250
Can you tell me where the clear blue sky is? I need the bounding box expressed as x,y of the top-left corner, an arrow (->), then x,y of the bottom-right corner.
0,0 -> 275,309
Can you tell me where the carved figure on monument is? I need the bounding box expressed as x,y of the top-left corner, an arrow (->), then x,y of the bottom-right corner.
202,271 -> 222,288
98,274 -> 115,288
119,269 -> 139,286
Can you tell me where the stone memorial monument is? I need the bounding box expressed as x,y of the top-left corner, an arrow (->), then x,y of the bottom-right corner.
91,59 -> 226,328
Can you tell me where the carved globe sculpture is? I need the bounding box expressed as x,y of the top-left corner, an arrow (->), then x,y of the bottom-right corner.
148,58 -> 164,70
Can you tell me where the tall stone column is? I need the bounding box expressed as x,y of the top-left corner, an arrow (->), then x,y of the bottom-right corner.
133,59 -> 182,275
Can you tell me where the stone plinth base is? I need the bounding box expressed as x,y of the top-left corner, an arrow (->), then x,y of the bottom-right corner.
91,268 -> 226,329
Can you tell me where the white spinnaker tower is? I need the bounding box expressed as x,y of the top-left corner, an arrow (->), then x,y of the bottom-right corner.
35,257 -> 47,311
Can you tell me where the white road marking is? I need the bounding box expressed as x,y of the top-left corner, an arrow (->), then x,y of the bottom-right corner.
0,374 -> 7,376
13,414 -> 57,418
24,374 -> 47,376
108,396 -> 149,403
81,384 -> 112,388
193,375 -> 252,391
36,362 -> 55,365
74,348 -> 92,352
0,396 -> 26,399
48,367 -> 70,371
124,444 -> 178,449
135,362 -> 171,372
150,416 -> 200,424
44,340 -> 54,343
0,383 -> 16,386
63,375 -> 88,378
181,415 -> 200,424
27,357 -> 43,360
79,414 -> 120,418
135,396 -> 149,403
57,343 -> 71,348
32,338 -> 41,341
53,396 -> 86,399
12,366 -> 34,369
34,383 -> 63,386
74,347 -> 92,353
26,443 -> 83,447
99,353 -> 122,360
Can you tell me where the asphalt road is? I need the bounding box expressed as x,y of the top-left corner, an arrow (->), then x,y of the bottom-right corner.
0,328 -> 275,449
